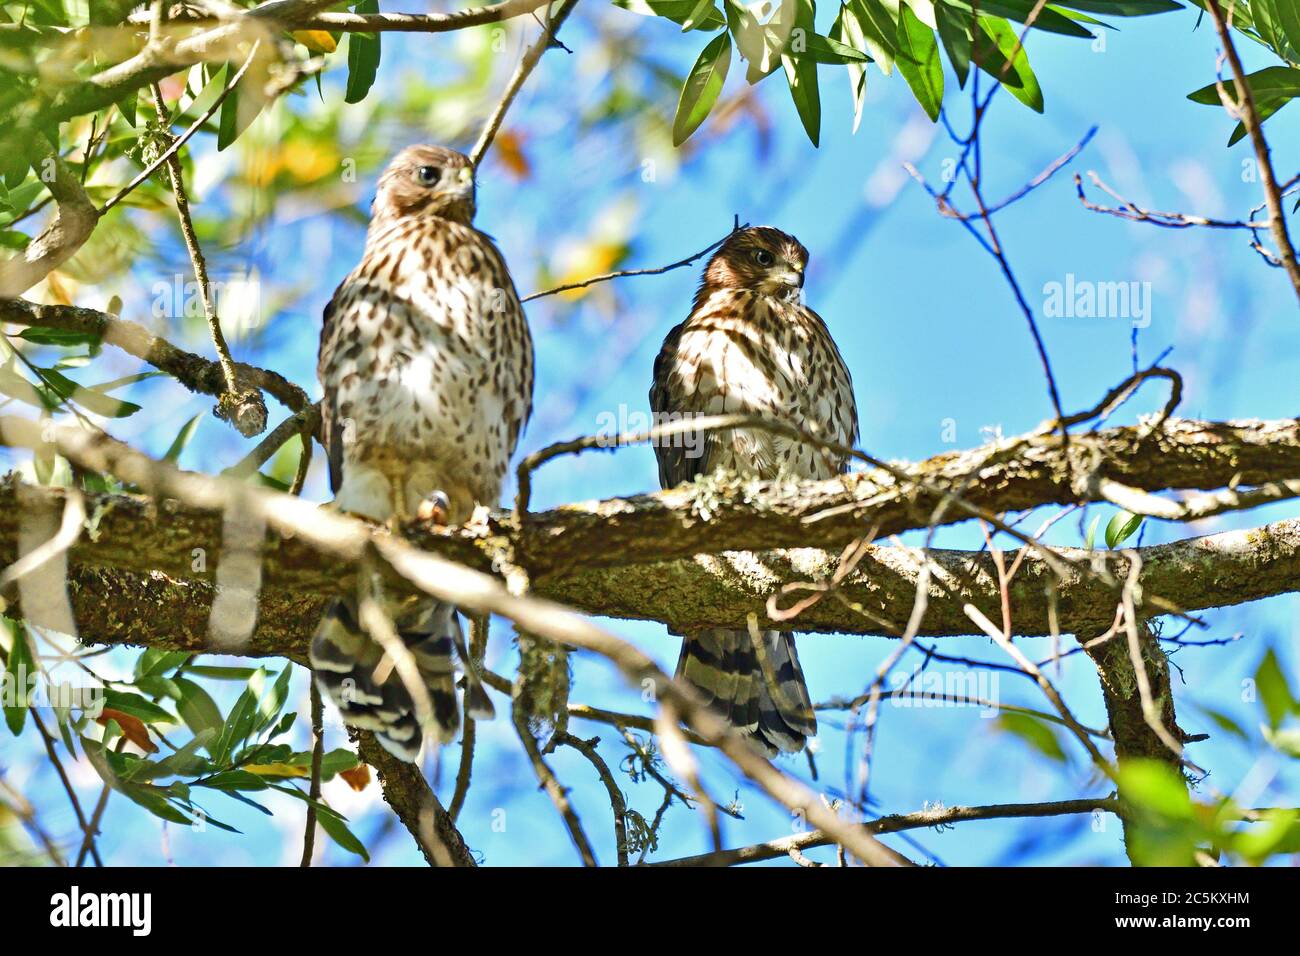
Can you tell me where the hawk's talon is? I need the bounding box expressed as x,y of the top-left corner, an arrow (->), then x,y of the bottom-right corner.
417,490 -> 451,526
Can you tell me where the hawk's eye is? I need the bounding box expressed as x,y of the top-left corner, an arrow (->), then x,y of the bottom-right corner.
752,248 -> 775,266
416,166 -> 441,186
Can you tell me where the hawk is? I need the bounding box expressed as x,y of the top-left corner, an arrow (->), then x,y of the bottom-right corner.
310,145 -> 533,761
649,226 -> 858,755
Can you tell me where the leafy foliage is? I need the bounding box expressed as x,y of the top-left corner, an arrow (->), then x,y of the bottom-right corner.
1,626 -> 369,861
1186,0 -> 1300,144
1121,646 -> 1300,865
622,0 -> 1185,144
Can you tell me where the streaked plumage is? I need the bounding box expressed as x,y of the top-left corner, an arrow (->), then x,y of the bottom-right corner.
650,225 -> 857,755
311,145 -> 533,761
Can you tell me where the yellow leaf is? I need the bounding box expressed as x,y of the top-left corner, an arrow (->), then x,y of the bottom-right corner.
280,140 -> 340,184
243,763 -> 309,778
552,241 -> 627,301
292,30 -> 338,54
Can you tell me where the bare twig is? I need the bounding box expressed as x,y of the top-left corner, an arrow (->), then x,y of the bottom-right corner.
555,731 -> 629,866
521,220 -> 744,302
1203,0 -> 1300,301
153,83 -> 266,438
469,0 -> 578,168
299,678 -> 324,867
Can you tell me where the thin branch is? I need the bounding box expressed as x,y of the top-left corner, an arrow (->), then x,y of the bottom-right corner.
511,698 -> 598,866
647,797 -> 1120,866
555,731 -> 629,866
521,220 -> 743,302
298,678 -> 323,867
99,43 -> 260,215
963,603 -> 1115,779
468,0 -> 578,169
152,83 -> 266,438
1203,0 -> 1300,302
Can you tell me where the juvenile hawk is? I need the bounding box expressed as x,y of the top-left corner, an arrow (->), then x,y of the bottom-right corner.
649,226 -> 858,755
311,145 -> 533,761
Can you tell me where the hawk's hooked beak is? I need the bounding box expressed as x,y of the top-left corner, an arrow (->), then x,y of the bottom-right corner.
778,261 -> 805,289
443,165 -> 475,201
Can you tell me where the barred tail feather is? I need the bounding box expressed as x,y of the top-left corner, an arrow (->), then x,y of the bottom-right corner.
676,628 -> 816,756
310,595 -> 467,762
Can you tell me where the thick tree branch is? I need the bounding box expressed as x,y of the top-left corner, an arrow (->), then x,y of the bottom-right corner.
510,416 -> 1300,578
4,480 -> 1299,656
0,417 -> 906,866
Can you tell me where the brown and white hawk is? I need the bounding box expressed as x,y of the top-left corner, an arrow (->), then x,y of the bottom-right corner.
649,225 -> 858,755
310,145 -> 533,761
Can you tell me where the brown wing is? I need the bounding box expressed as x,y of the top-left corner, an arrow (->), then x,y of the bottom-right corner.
803,303 -> 859,472
648,318 -> 716,490
317,281 -> 347,494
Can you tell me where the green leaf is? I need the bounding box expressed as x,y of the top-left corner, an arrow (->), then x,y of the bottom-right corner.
1084,513 -> 1101,550
117,89 -> 138,128
3,621 -> 35,735
1254,648 -> 1297,730
317,807 -> 370,861
673,31 -> 732,146
1263,724 -> 1300,758
936,0 -> 973,86
853,0 -> 899,73
895,1 -> 944,120
121,783 -> 197,825
1104,510 -> 1143,548
212,670 -> 264,764
197,769 -> 271,791
100,688 -> 175,725
613,0 -> 727,30
183,665 -> 262,680
90,371 -> 165,393
997,712 -> 1068,762
1119,759 -> 1193,819
17,327 -> 101,348
1055,0 -> 1183,14
1187,65 -> 1300,106
344,0 -> 382,105
162,415 -> 203,463
173,678 -> 224,753
1275,0 -> 1300,60
134,649 -> 190,681
217,65 -> 242,152
153,730 -> 216,778
1232,808 -> 1300,863
680,0 -> 722,30
831,2 -> 871,130
253,665 -> 293,733
975,16 -> 1044,112
949,0 -> 1093,37
803,31 -> 872,63
37,367 -> 142,418
724,0 -> 779,83
783,0 -> 822,145
1197,706 -> 1249,741
1190,64 -> 1300,146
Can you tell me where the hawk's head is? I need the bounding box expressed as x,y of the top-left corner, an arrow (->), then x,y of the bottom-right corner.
700,226 -> 809,300
373,145 -> 476,227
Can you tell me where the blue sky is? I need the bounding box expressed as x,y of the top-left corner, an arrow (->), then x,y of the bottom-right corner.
5,4 -> 1299,865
